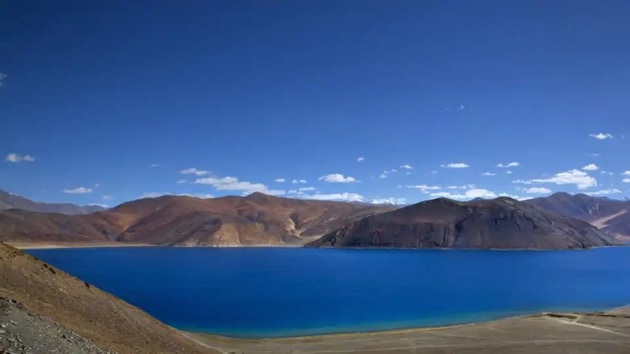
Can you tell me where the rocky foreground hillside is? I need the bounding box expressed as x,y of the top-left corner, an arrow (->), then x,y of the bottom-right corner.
307,197 -> 620,249
0,193 -> 393,246
0,242 -> 214,354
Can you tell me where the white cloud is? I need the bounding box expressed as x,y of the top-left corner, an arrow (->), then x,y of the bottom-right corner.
356,157 -> 365,162
176,179 -> 187,184
305,192 -> 364,202
506,170 -> 513,175
406,184 -> 441,193
193,176 -> 285,195
0,73 -> 6,86
515,169 -> 597,189
582,163 -> 599,171
589,133 -> 614,140
274,178 -> 286,183
600,171 -> 614,175
372,197 -> 407,205
63,187 -> 93,194
622,178 -> 630,183
525,187 -> 552,194
441,162 -> 469,169
390,168 -> 398,173
148,163 -> 161,168
585,188 -> 622,196
622,171 -> 630,176
180,167 -> 209,176
431,170 -> 438,174
497,161 -> 519,168
587,153 -> 601,157
482,172 -> 496,176
430,188 -> 497,200
5,153 -> 35,163
291,179 -> 307,184
400,164 -> 414,170
140,192 -> 171,198
379,173 -> 388,179
318,173 -> 358,183
102,195 -> 113,200
298,186 -> 316,192
447,184 -> 476,189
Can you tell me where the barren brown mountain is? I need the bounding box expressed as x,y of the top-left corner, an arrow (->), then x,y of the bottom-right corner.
0,193 -> 393,246
0,242 -> 215,353
525,192 -> 630,241
307,197 -> 620,249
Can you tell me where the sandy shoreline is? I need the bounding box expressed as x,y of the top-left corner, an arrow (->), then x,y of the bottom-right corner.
188,306 -> 630,353
6,242 -> 156,250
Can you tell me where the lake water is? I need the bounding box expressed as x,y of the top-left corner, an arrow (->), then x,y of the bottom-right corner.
26,247 -> 630,338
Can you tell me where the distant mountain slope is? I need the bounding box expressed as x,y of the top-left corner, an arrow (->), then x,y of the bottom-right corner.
307,197 -> 620,249
0,189 -> 105,215
0,193 -> 394,246
525,192 -> 630,240
0,242 -> 215,353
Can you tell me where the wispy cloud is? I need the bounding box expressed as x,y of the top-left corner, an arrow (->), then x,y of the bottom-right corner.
482,172 -> 496,176
290,191 -> 364,202
176,179 -> 187,184
622,178 -> 630,183
447,184 -> 476,189
318,173 -> 358,183
356,156 -> 365,162
506,170 -> 513,175
525,187 -> 552,194
5,153 -> 35,163
585,188 -> 622,196
0,73 -> 6,86
441,162 -> 469,169
274,178 -> 286,183
582,163 -> 599,171
587,153 -> 601,157
379,173 -> 388,179
430,188 -> 496,200
400,164 -> 414,170
193,176 -> 285,195
514,169 -> 597,189
102,195 -> 113,200
622,171 -> 630,176
63,187 -> 93,194
291,179 -> 307,184
372,197 -> 407,205
406,184 -> 441,193
148,163 -> 161,168
589,132 -> 614,140
497,161 -> 519,168
180,167 -> 209,176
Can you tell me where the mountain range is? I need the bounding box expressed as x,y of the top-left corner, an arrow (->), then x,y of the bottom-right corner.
0,189 -> 628,249
0,192 -> 393,246
308,196 -> 618,249
0,189 -> 105,215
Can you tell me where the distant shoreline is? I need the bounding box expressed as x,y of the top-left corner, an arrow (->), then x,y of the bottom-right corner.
7,241 -> 627,251
6,242 -> 156,250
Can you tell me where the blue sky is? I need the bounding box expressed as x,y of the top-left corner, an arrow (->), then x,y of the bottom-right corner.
1,0 -> 630,206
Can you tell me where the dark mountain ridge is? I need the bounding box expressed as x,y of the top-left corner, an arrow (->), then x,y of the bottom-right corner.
307,196 -> 620,249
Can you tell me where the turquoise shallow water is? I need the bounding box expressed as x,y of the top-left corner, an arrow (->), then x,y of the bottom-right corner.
26,246 -> 630,338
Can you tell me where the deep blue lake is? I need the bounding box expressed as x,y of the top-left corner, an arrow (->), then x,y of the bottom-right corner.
26,247 -> 630,338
